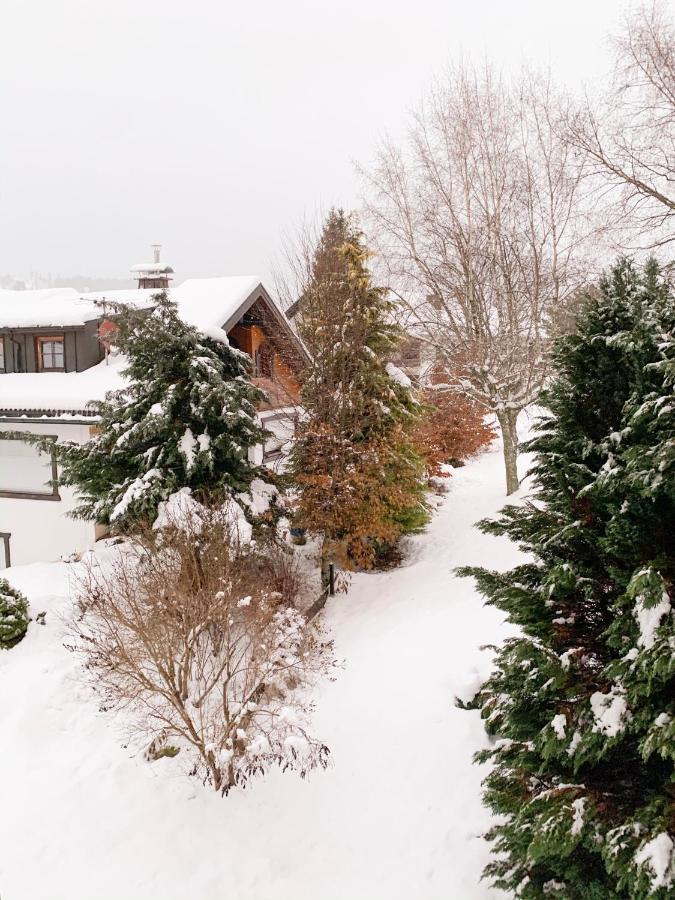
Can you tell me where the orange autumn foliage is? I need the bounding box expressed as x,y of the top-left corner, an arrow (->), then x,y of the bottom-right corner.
293,423 -> 427,570
415,388 -> 495,477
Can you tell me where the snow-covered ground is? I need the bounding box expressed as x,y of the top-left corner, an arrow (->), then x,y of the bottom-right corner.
0,433 -> 528,900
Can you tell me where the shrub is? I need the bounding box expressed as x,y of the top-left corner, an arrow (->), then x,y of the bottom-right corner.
0,578 -> 29,648
416,385 -> 495,477
53,292 -> 267,530
458,259 -> 675,897
74,499 -> 335,793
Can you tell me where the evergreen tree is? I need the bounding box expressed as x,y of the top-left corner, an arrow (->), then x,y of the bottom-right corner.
458,258 -> 675,898
290,209 -> 427,576
0,578 -> 29,648
55,293 -> 267,529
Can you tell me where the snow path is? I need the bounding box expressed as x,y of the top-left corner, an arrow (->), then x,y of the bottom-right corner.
0,439 -> 524,900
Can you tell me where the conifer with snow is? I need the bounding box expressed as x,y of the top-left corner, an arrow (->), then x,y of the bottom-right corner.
459,258 -> 675,898
0,578 -> 29,648
290,209 -> 427,575
55,293 -> 266,529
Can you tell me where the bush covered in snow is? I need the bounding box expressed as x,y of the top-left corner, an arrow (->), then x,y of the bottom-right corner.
74,499 -> 335,793
459,259 -> 675,898
0,578 -> 29,649
52,292 -> 268,530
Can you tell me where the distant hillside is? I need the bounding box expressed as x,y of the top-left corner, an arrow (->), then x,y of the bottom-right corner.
0,274 -> 135,292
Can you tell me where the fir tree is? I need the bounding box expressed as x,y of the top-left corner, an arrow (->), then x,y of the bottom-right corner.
55,293 -> 267,529
458,258 -> 675,898
0,578 -> 29,648
290,209 -> 427,577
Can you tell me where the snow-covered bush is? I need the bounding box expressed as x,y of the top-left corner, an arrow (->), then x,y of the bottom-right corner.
459,259 -> 675,897
53,292 -> 267,530
74,500 -> 335,793
0,578 -> 29,649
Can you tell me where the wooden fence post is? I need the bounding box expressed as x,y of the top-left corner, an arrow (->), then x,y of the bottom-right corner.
329,563 -> 335,596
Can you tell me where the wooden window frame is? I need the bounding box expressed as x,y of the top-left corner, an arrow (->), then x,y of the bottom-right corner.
255,342 -> 275,379
0,433 -> 61,501
0,532 -> 10,568
261,410 -> 297,463
35,335 -> 65,372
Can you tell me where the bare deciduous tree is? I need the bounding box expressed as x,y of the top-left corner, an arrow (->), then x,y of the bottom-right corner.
567,1 -> 675,248
74,500 -> 334,793
361,64 -> 592,494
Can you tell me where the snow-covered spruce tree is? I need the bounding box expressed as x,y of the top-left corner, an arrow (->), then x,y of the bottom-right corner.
458,258 -> 675,898
0,578 -> 29,648
290,209 -> 427,578
55,293 -> 267,528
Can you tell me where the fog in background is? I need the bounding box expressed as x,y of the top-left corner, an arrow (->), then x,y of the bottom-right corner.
0,0 -> 637,287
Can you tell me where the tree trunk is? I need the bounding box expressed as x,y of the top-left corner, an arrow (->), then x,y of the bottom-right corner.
496,408 -> 521,496
320,540 -> 331,590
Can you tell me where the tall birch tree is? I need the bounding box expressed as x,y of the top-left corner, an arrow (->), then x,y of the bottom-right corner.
567,1 -> 675,250
362,64 -> 591,494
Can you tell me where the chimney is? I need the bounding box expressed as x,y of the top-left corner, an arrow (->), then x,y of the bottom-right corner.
130,244 -> 174,290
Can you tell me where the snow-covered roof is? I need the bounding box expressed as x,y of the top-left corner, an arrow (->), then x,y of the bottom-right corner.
130,262 -> 174,274
0,356 -> 127,418
171,276 -> 263,332
0,288 -> 98,328
0,276 -> 306,416
0,276 -> 265,332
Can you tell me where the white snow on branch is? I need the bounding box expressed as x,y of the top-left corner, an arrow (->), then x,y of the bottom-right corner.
237,478 -> 279,517
635,832 -> 675,891
110,468 -> 162,522
634,590 -> 671,650
385,362 -> 412,388
179,428 -> 197,472
200,324 -> 230,345
153,488 -> 206,533
222,496 -> 253,545
550,714 -> 567,740
590,687 -> 631,738
152,487 -> 253,545
570,798 -> 586,836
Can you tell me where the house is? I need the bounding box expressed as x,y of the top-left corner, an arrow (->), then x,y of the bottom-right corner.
0,250 -> 308,568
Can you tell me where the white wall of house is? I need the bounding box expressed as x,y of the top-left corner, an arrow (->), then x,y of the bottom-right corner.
1,408 -> 298,569
248,407 -> 297,471
0,421 -> 96,568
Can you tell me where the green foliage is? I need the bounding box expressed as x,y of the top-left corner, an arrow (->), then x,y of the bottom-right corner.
459,258 -> 675,897
53,292 -> 267,529
0,578 -> 29,648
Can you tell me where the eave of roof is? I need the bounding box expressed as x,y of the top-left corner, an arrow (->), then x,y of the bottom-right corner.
229,284 -> 311,366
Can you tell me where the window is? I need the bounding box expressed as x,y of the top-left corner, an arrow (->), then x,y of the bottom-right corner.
262,413 -> 296,463
0,434 -> 60,500
36,336 -> 65,371
0,337 -> 5,371
0,533 -> 10,568
255,342 -> 274,379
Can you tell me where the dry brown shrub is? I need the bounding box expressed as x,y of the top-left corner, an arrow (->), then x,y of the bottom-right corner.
73,497 -> 335,793
415,384 -> 495,477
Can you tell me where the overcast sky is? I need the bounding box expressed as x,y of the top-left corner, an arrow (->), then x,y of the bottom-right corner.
0,0 -> 642,285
